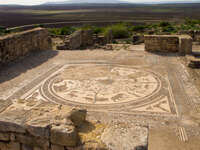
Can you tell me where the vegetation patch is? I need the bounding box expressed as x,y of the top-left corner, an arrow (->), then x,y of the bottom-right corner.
48,26 -> 77,35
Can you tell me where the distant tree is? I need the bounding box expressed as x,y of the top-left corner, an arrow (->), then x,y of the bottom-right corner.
104,23 -> 130,39
130,25 -> 147,32
159,21 -> 171,27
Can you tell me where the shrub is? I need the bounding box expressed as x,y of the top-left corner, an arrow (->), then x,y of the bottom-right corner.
48,27 -> 76,35
34,24 -> 44,28
60,27 -> 76,35
48,28 -> 61,35
162,25 -> 176,33
130,25 -> 147,32
104,23 -> 130,38
185,19 -> 200,26
93,26 -> 104,35
0,26 -> 10,35
0,26 -> 6,30
159,21 -> 171,27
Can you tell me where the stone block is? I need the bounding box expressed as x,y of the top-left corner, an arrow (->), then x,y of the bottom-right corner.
0,141 -> 7,150
22,144 -> 33,150
0,132 -> 10,141
25,122 -> 50,139
68,29 -> 94,50
8,142 -> 21,150
33,147 -> 43,150
0,141 -> 20,150
81,30 -> 93,47
15,134 -> 49,148
68,109 -> 87,127
0,121 -> 26,133
69,30 -> 82,50
51,144 -> 65,150
179,35 -> 192,55
50,124 -> 78,147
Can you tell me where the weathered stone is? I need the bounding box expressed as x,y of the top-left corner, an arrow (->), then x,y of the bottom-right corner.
68,109 -> 87,127
25,122 -> 50,139
66,29 -> 94,50
8,142 -> 21,150
81,30 -> 93,47
0,101 -> 30,134
101,125 -> 148,150
0,141 -> 7,150
51,144 -> 65,150
69,30 -> 82,50
144,35 -> 192,55
0,27 -> 51,64
0,121 -> 26,133
0,142 -> 20,150
15,134 -> 49,148
144,35 -> 179,52
179,35 -> 192,55
187,55 -> 200,68
0,132 -> 10,141
50,124 -> 78,147
33,147 -> 43,150
10,133 -> 16,141
132,35 -> 144,45
22,144 -> 33,150
0,101 -> 86,149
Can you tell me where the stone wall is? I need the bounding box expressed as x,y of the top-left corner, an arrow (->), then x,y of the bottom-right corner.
67,30 -> 93,50
81,30 -> 93,47
179,35 -> 192,55
144,35 -> 192,55
144,35 -> 179,52
68,30 -> 82,49
0,28 -> 51,64
0,99 -> 86,150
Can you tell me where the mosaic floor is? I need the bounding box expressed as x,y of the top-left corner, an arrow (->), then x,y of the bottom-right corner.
7,62 -> 180,117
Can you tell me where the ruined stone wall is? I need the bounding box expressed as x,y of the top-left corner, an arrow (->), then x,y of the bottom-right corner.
68,30 -> 94,50
144,35 -> 179,52
179,35 -> 192,55
144,35 -> 192,55
0,100 -> 86,150
68,30 -> 82,49
0,28 -> 51,64
81,30 -> 93,47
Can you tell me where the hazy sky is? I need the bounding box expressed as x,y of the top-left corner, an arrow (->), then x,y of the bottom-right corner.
0,0 -> 197,5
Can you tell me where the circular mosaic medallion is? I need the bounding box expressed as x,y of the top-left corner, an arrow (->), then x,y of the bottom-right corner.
41,64 -> 162,107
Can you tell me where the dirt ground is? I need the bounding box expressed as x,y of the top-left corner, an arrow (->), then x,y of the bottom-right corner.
1,44 -> 200,149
